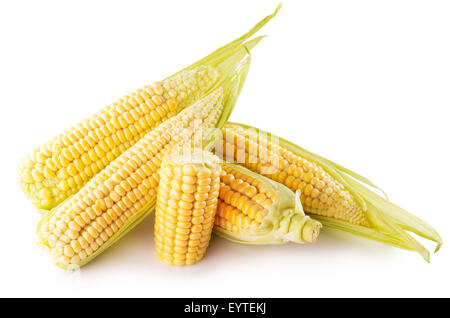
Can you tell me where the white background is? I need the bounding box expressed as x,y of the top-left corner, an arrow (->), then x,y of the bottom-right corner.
0,0 -> 449,297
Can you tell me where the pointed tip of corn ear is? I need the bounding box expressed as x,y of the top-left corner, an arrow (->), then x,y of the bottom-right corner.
281,125 -> 441,259
225,122 -> 441,261
293,141 -> 443,255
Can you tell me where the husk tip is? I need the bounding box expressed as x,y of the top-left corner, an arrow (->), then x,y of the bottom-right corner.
434,241 -> 442,253
423,251 -> 431,263
274,3 -> 282,15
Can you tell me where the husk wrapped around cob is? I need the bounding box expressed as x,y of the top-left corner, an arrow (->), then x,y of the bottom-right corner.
214,122 -> 442,261
214,163 -> 321,245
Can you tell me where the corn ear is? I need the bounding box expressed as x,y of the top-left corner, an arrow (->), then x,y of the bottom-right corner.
214,163 -> 321,244
154,150 -> 222,266
215,122 -> 442,261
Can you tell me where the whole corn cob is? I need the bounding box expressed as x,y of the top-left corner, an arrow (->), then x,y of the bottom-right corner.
18,5 -> 281,210
214,123 -> 442,261
214,163 -> 321,244
155,150 -> 222,265
37,57 -> 251,269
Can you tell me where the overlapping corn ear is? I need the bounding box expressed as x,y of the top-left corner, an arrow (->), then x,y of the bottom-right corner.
214,123 -> 442,261
155,150 -> 222,265
18,5 -> 281,210
37,57 -> 252,269
214,163 -> 321,244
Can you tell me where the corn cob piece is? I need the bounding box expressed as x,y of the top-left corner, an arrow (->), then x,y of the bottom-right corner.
37,57 -> 251,269
214,164 -> 321,244
214,123 -> 442,261
154,150 -> 221,265
18,4 -> 281,210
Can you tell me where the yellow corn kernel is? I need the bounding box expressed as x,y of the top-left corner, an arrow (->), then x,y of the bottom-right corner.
154,150 -> 221,266
215,165 -> 272,233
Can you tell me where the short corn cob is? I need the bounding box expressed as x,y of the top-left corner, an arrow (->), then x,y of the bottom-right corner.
155,150 -> 221,265
37,57 -> 251,269
214,123 -> 442,261
214,164 -> 321,244
18,5 -> 281,210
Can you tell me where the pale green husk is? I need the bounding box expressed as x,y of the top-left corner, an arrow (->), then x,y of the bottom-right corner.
168,3 -> 281,80
213,163 -> 322,245
223,122 -> 442,262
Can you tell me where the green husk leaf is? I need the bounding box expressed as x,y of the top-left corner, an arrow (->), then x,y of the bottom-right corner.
167,3 -> 281,78
224,122 -> 442,261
